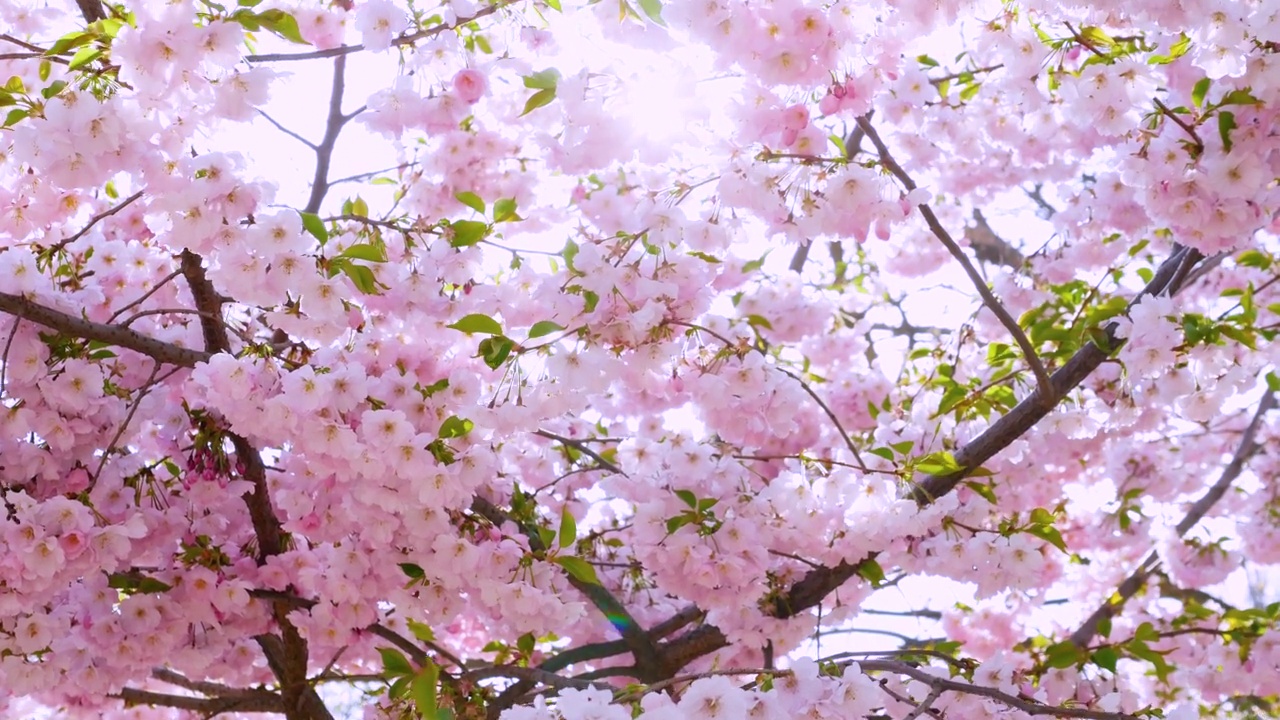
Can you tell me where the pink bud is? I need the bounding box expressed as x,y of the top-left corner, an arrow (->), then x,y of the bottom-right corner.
451,68 -> 487,105
818,93 -> 840,116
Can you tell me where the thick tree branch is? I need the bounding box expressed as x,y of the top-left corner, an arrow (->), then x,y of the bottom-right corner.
0,291 -> 211,367
655,243 -> 1207,676
115,686 -> 283,714
303,55 -> 354,215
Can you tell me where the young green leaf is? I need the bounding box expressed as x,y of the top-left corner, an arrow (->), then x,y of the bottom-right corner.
554,556 -> 601,585
528,320 -> 564,339
448,314 -> 503,335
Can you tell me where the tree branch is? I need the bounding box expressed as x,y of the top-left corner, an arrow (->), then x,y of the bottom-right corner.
1068,389 -> 1277,648
48,191 -> 144,254
304,55 -> 353,215
244,2 -> 513,62
856,114 -> 1055,407
0,291 -> 211,367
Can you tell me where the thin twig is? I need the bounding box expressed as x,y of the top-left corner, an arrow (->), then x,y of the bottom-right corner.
48,191 -> 144,254
92,362 -> 177,484
257,109 -> 317,149
106,268 -> 185,324
534,430 -> 627,476
777,366 -> 871,471
855,115 -> 1055,408
244,2 -> 513,62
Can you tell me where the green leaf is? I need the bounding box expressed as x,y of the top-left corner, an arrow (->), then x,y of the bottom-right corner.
98,18 -> 124,37
868,447 -> 895,461
68,46 -> 102,70
38,59 -> 50,82
964,481 -> 998,504
419,378 -> 450,397
340,242 -> 387,263
3,108 -> 28,128
523,69 -> 561,90
407,620 -> 435,644
856,559 -> 886,586
545,0 -> 561,9
299,211 -> 327,244
41,80 -> 68,99
449,313 -> 503,335
455,191 -> 485,214
517,632 -> 536,655
1218,110 -> 1237,152
916,451 -> 961,475
1092,647 -> 1119,672
108,572 -> 173,594
46,31 -> 92,57
558,511 -> 577,549
1078,26 -> 1114,47
1027,524 -> 1068,553
637,0 -> 665,24
742,253 -> 769,273
522,87 -> 556,116
828,133 -> 847,157
340,262 -> 380,294
410,661 -> 439,717
1237,249 -> 1272,270
438,416 -> 473,439
1045,641 -> 1085,669
378,647 -> 414,677
449,219 -> 488,248
1220,89 -> 1260,106
554,555 -> 601,585
528,320 -> 564,339
4,76 -> 23,93
256,9 -> 307,44
399,562 -> 425,579
1148,34 -> 1190,65
1191,77 -> 1211,108
478,336 -> 516,369
917,54 -> 939,67
674,489 -> 698,508
562,239 -> 580,270
493,197 -> 521,222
